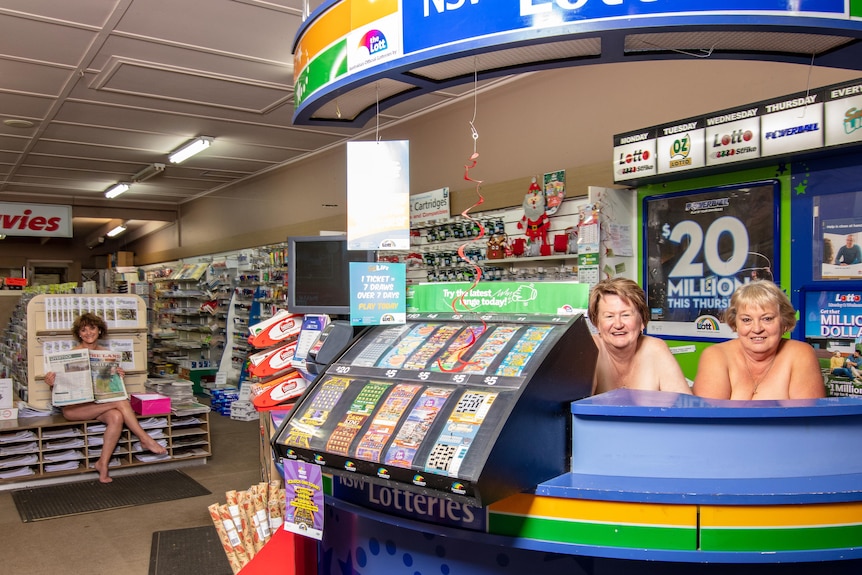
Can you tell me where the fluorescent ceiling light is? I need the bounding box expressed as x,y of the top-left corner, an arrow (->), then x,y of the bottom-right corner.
104,182 -> 130,199
132,162 -> 165,182
169,136 -> 214,164
86,236 -> 105,249
106,224 -> 128,238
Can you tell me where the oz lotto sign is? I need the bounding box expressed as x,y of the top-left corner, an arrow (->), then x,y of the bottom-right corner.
644,182 -> 778,340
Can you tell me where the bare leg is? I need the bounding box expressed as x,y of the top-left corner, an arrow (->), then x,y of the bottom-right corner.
94,409 -> 123,483
63,400 -> 168,455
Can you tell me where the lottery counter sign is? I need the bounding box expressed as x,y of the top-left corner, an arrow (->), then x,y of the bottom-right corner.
643,181 -> 779,340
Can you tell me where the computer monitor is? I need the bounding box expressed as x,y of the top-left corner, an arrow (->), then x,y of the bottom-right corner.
286,235 -> 376,316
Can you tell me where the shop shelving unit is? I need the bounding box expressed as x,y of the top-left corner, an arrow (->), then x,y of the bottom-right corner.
0,411 -> 210,485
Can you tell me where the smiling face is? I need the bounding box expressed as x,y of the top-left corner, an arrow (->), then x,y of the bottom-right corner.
596,293 -> 644,351
77,323 -> 101,347
734,302 -> 783,356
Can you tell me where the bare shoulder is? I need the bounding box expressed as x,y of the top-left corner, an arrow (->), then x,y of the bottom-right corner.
639,334 -> 673,355
777,339 -> 817,362
698,340 -> 731,362
692,340 -> 734,399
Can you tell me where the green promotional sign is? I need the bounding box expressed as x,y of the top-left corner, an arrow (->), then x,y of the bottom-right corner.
407,282 -> 589,315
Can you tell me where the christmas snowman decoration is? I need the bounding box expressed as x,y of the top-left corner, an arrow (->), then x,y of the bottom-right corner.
517,177 -> 551,256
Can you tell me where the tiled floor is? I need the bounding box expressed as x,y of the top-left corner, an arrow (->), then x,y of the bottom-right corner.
0,412 -> 263,575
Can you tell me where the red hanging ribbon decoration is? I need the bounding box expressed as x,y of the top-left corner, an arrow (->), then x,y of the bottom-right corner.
436,152 -> 488,372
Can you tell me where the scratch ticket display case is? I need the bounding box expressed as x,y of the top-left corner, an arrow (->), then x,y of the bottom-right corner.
273,312 -> 597,506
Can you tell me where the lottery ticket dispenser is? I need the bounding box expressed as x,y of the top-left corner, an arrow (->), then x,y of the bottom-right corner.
272,312 -> 597,507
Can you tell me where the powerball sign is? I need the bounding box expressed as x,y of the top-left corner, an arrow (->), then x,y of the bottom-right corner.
643,181 -> 779,340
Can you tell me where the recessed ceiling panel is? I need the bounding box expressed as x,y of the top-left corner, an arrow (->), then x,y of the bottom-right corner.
89,36 -> 295,87
0,12 -> 97,65
625,31 -> 854,56
92,58 -> 293,113
411,38 -> 602,82
0,60 -> 75,95
310,78 -> 418,122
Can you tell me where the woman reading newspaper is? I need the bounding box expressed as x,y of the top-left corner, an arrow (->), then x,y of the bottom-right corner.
44,313 -> 167,483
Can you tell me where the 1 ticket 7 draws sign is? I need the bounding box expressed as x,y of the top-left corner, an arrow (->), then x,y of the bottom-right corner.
643,181 -> 779,340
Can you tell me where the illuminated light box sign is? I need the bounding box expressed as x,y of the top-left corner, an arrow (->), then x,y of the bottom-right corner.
759,94 -> 824,157
613,77 -> 862,184
293,0 -> 850,116
656,119 -> 706,176
402,0 -> 848,62
824,80 -> 862,147
0,202 -> 73,238
612,130 -> 657,183
704,107 -> 761,167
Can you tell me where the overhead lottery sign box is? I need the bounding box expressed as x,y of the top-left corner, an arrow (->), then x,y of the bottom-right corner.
824,80 -> 862,148
759,92 -> 824,157
704,106 -> 761,167
656,119 -> 706,175
612,129 -> 657,183
611,78 -> 862,185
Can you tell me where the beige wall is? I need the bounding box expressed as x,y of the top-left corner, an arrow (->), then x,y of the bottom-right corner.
129,59 -> 861,265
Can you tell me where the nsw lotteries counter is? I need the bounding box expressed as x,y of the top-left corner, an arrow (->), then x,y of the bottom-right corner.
269,281 -> 862,574
309,389 -> 862,574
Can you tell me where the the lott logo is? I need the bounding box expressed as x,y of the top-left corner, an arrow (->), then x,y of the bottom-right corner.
668,134 -> 692,168
695,315 -> 720,332
358,30 -> 388,55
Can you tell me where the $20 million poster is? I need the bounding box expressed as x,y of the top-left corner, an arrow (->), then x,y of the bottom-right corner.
644,181 -> 778,340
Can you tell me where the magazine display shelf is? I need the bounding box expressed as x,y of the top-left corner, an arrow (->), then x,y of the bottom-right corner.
150,276 -> 212,377
0,411 -> 210,485
24,294 -> 149,410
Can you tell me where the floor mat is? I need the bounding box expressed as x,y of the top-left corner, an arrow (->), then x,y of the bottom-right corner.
149,525 -> 232,575
11,469 -> 211,522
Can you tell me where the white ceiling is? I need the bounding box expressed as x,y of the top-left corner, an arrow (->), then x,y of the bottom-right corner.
0,0 -> 496,245
4,1 -> 862,250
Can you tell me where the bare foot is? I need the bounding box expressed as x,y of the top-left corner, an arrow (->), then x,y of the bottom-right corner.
94,460 -> 113,484
140,435 -> 167,455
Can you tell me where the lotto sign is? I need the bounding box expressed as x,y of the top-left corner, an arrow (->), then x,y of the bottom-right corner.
804,291 -> 862,340
656,120 -> 706,175
704,107 -> 761,167
643,182 -> 779,340
612,129 -> 657,182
